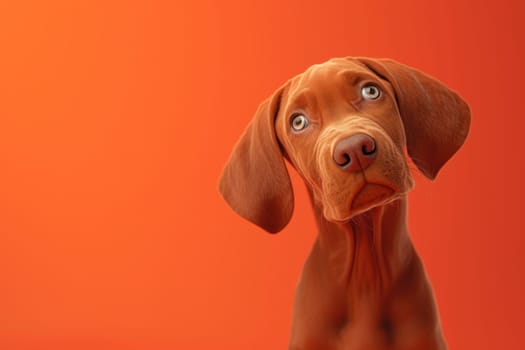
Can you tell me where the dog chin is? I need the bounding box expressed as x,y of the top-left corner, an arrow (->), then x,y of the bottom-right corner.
324,183 -> 399,223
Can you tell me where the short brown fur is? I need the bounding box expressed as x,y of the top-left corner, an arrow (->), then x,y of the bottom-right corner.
219,57 -> 470,350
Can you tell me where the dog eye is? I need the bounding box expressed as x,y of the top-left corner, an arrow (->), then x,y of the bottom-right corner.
361,84 -> 381,100
291,114 -> 309,131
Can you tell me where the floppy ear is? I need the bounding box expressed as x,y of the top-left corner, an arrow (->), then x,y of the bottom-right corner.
357,58 -> 471,179
218,86 -> 293,233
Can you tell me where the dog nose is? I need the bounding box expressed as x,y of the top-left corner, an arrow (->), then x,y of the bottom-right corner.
333,133 -> 377,172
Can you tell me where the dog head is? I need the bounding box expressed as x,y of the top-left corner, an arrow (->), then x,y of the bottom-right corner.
219,57 -> 470,233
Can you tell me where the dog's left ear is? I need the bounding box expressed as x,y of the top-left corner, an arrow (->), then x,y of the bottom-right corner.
357,58 -> 471,180
218,85 -> 293,233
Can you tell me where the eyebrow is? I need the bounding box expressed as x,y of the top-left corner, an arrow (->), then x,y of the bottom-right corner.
288,88 -> 318,112
337,70 -> 378,86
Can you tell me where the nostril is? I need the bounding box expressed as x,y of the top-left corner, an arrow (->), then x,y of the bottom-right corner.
362,140 -> 376,156
336,153 -> 351,167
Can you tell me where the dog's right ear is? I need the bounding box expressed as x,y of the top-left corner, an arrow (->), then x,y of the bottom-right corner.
218,85 -> 293,233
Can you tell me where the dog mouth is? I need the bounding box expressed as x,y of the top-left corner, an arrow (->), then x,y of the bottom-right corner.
325,182 -> 398,223
351,183 -> 395,212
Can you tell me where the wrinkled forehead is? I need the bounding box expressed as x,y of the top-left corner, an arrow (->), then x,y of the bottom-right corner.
279,58 -> 395,119
287,58 -> 373,96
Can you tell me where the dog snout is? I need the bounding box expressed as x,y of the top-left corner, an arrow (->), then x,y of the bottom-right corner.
333,133 -> 377,172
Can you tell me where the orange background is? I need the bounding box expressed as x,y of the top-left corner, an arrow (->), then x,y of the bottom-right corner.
0,0 -> 523,349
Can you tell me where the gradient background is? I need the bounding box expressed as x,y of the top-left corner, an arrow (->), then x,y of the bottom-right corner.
0,0 -> 523,349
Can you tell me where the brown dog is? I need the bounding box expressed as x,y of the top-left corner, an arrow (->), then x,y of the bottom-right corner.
218,57 -> 470,350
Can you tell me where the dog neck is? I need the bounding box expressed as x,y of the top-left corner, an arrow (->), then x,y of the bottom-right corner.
307,188 -> 417,305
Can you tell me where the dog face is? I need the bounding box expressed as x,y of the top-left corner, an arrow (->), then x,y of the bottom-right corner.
219,57 -> 470,233
275,58 -> 414,222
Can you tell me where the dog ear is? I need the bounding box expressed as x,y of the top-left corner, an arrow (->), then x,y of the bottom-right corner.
218,85 -> 293,233
357,58 -> 471,180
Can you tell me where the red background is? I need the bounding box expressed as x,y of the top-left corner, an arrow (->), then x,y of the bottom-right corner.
0,0 -> 523,349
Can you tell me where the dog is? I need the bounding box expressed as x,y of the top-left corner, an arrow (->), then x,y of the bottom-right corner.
218,57 -> 470,350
